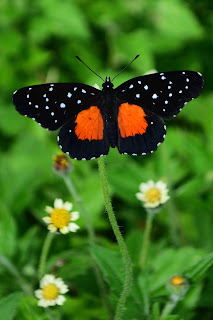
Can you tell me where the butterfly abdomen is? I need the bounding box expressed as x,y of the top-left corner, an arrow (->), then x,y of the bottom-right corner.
105,115 -> 118,148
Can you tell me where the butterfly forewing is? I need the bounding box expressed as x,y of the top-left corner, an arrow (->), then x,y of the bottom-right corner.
115,71 -> 204,119
13,83 -> 101,130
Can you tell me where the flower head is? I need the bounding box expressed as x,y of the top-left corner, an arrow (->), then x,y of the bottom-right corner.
35,274 -> 69,308
167,275 -> 189,298
136,180 -> 170,209
53,152 -> 71,174
43,199 -> 80,234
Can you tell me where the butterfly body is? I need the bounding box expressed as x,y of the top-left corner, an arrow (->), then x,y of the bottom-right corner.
13,70 -> 203,160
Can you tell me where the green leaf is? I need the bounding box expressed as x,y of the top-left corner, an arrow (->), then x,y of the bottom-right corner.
0,205 -> 17,257
90,245 -> 144,318
184,251 -> 213,281
0,292 -> 23,320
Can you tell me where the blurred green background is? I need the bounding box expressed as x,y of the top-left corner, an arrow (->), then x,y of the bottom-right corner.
0,0 -> 213,319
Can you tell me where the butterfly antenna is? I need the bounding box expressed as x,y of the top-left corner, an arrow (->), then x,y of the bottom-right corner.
111,55 -> 140,82
76,56 -> 104,82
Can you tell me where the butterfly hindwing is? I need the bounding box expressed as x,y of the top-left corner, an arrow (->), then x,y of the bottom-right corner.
117,104 -> 166,155
12,83 -> 101,130
115,71 -> 204,119
58,106 -> 110,160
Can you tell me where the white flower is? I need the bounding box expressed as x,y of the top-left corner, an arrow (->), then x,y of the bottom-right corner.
43,198 -> 80,234
136,180 -> 170,208
35,274 -> 69,308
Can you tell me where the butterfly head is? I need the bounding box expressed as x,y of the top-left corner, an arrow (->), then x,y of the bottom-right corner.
102,77 -> 114,91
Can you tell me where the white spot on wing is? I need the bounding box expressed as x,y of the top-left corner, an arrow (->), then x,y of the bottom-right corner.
77,100 -> 81,104
138,81 -> 141,84
136,94 -> 140,98
129,84 -> 134,89
60,103 -> 66,108
144,85 -> 148,90
161,76 -> 166,80
67,92 -> 72,98
74,87 -> 77,91
49,87 -> 53,91
152,93 -> 158,99
82,89 -> 86,93
51,112 -> 54,116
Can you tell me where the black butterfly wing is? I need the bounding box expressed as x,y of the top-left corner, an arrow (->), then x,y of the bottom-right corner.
115,71 -> 204,119
13,83 -> 110,159
12,83 -> 101,130
58,113 -> 110,160
116,102 -> 166,156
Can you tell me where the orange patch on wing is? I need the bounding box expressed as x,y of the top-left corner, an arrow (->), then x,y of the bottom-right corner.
118,103 -> 148,138
74,106 -> 104,141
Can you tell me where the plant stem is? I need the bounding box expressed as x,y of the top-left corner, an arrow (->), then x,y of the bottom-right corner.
98,157 -> 132,320
38,232 -> 55,280
139,211 -> 155,269
160,144 -> 181,246
62,173 -> 113,319
159,295 -> 180,320
0,254 -> 32,295
62,174 -> 95,243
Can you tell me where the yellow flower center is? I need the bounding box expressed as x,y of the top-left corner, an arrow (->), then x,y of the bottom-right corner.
50,208 -> 70,228
42,283 -> 59,300
145,187 -> 161,203
170,275 -> 185,287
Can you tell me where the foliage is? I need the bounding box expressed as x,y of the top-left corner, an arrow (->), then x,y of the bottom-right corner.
0,0 -> 213,319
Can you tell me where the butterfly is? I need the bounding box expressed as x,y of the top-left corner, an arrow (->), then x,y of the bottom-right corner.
12,56 -> 204,160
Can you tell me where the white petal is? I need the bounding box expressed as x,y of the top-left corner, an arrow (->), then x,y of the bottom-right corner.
48,224 -> 57,233
71,211 -> 79,221
60,226 -> 69,234
42,216 -> 51,224
47,299 -> 56,306
56,295 -> 66,305
54,198 -> 63,208
45,206 -> 53,214
144,201 -> 160,208
69,223 -> 80,232
63,201 -> 73,211
35,289 -> 43,299
147,180 -> 155,188
160,195 -> 170,204
155,181 -> 167,190
60,285 -> 69,294
139,182 -> 150,193
40,274 -> 55,287
38,298 -> 49,308
135,192 -> 146,201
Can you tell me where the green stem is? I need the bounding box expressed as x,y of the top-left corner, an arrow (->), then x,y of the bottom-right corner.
160,144 -> 181,246
159,295 -> 180,320
139,211 -> 155,269
62,174 -> 96,243
38,232 -> 55,280
62,173 -> 113,319
0,254 -> 32,295
98,157 -> 132,320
